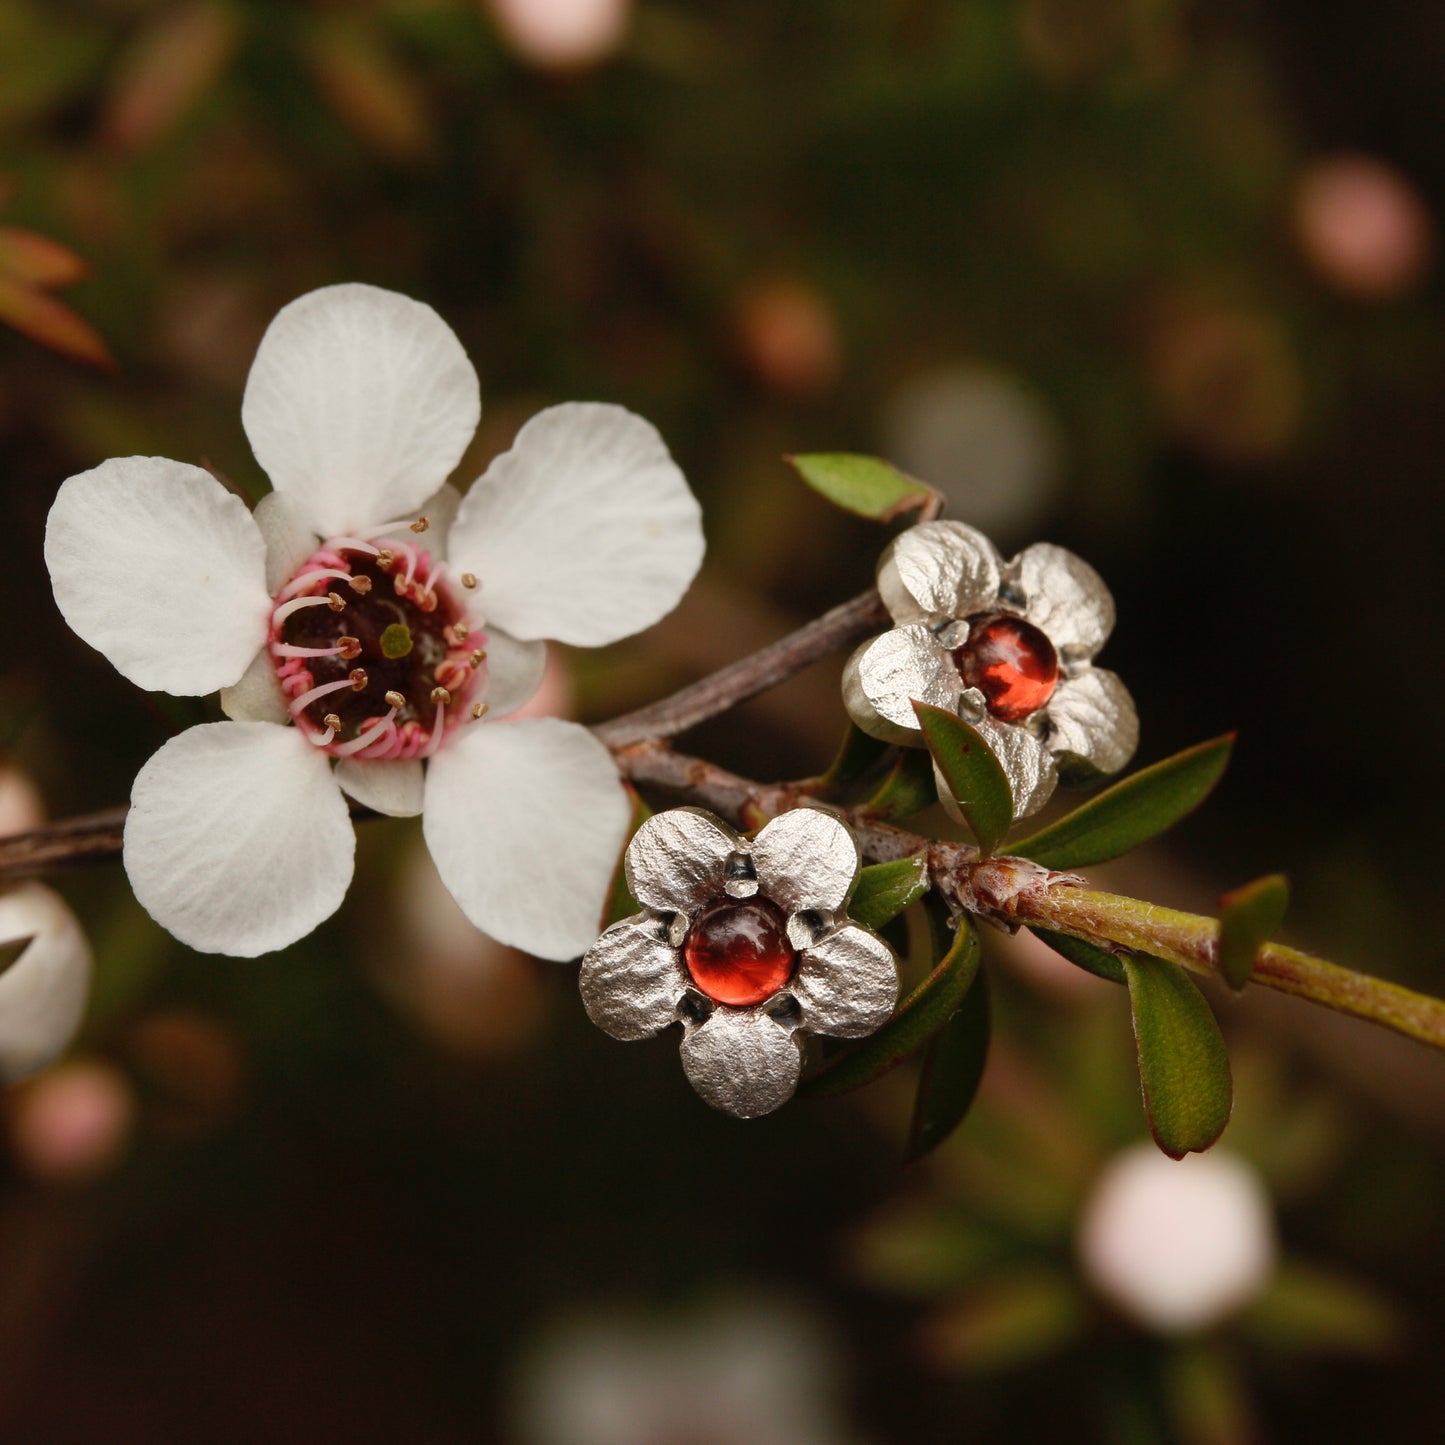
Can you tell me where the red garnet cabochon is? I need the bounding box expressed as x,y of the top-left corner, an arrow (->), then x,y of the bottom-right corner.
683,896 -> 798,1007
953,613 -> 1060,722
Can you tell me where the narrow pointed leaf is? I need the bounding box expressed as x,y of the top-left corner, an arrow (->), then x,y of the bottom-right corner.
787,451 -> 939,522
1028,926 -> 1125,985
913,702 -> 1013,856
850,854 -> 930,932
1218,873 -> 1289,991
0,226 -> 87,287
799,917 -> 981,1099
0,276 -> 112,367
1124,954 -> 1232,1157
0,934 -> 36,978
908,965 -> 990,1159
1010,734 -> 1234,870
863,746 -> 938,822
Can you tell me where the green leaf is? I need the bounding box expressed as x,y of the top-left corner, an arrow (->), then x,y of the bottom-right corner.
850,855 -> 930,932
912,702 -> 1013,856
1027,927 -> 1125,985
1124,955 -> 1232,1157
810,720 -> 893,792
799,916 -> 981,1100
1241,1264 -> 1401,1356
862,747 -> 938,822
1217,873 -> 1289,991
787,452 -> 938,522
1010,734 -> 1234,870
923,1270 -> 1085,1371
908,965 -> 990,1159
0,934 -> 35,978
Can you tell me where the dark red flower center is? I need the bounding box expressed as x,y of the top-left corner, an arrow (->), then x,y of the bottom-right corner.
683,896 -> 798,1007
952,613 -> 1060,723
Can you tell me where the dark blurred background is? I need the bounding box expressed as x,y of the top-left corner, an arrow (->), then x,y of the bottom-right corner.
1,2 -> 1443,1440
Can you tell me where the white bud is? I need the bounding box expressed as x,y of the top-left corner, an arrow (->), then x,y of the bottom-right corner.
0,883 -> 93,1083
1076,1143 -> 1276,1334
487,0 -> 631,71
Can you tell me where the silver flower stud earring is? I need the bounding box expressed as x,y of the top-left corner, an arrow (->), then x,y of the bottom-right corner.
842,520 -> 1138,817
580,807 -> 900,1118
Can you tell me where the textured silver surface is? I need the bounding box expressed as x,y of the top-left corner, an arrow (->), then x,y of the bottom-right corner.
847,519 -> 1139,815
1047,668 -> 1140,779
751,808 -> 858,915
679,1008 -> 803,1118
842,625 -> 957,744
877,520 -> 1002,625
791,926 -> 899,1038
578,805 -> 901,1118
579,917 -> 687,1040
934,714 -> 1059,822
624,806 -> 736,914
1012,541 -> 1116,659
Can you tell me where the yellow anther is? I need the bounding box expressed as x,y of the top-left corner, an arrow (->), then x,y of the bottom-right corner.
461,572 -> 478,589
469,649 -> 486,668
384,690 -> 405,709
323,713 -> 342,732
337,636 -> 361,660
430,686 -> 452,706
349,668 -> 368,690
376,549 -> 394,569
410,516 -> 429,533
348,575 -> 373,595
470,702 -> 489,720
326,591 -> 346,612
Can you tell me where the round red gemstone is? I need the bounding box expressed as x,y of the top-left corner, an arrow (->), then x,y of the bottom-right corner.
953,613 -> 1060,722
683,896 -> 798,1007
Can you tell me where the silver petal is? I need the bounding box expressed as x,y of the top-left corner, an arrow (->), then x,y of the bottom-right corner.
934,715 -> 1058,822
579,917 -> 686,1041
1012,542 -> 1116,660
878,520 -> 1003,625
625,807 -> 739,915
1046,668 -> 1140,779
791,925 -> 899,1038
752,808 -> 859,916
679,1007 -> 803,1117
842,624 -> 960,745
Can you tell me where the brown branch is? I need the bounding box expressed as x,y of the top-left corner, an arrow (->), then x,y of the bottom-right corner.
594,587 -> 887,747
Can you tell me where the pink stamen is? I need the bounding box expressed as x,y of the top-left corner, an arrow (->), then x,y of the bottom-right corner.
274,593 -> 338,626
275,568 -> 350,603
273,642 -> 354,660
332,708 -> 399,758
288,674 -> 360,716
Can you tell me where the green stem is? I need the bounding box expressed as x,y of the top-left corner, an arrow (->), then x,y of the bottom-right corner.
1007,885 -> 1445,1051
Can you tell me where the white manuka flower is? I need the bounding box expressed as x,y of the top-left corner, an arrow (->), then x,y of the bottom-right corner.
580,807 -> 899,1118
0,883 -> 92,1083
45,283 -> 704,960
842,519 -> 1138,817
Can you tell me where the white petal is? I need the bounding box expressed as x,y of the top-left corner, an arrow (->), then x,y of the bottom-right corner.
423,718 -> 630,961
447,403 -> 704,646
335,758 -> 424,817
219,646 -> 288,724
378,482 -> 461,551
934,716 -> 1058,822
624,807 -> 739,916
253,489 -> 317,593
0,883 -> 92,1083
679,1007 -> 803,1118
45,456 -> 271,696
241,284 -> 481,538
1047,669 -> 1139,779
842,624 -> 959,744
124,721 -> 354,956
791,925 -> 898,1038
877,520 -> 1002,625
751,808 -> 858,916
1013,542 -> 1116,659
579,917 -> 686,1040
479,627 -> 547,719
